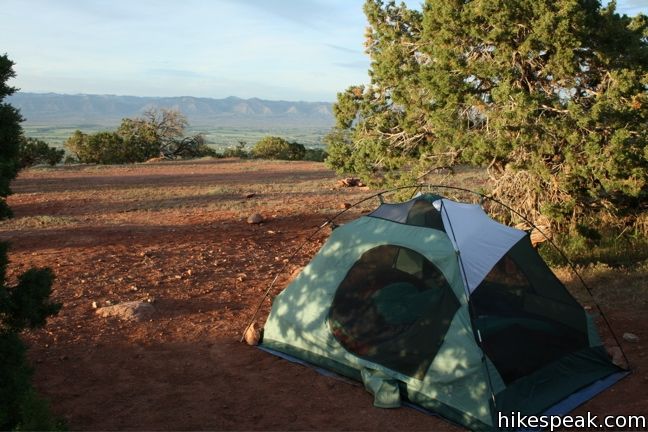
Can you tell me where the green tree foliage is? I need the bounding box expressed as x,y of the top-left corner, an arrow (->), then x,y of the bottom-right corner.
65,131 -> 129,164
161,134 -> 218,159
304,147 -> 328,162
0,54 -> 23,219
0,243 -> 61,431
222,141 -> 249,158
328,0 -> 648,232
252,136 -> 306,160
0,55 -> 62,430
18,137 -> 64,168
65,108 -> 213,163
115,116 -> 160,161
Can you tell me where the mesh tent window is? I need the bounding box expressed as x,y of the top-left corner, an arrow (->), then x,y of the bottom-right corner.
470,236 -> 589,384
368,196 -> 445,231
328,245 -> 460,379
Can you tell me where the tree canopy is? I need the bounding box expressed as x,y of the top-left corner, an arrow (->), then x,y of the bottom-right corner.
18,137 -> 64,168
0,54 -> 23,219
327,0 -> 648,232
252,136 -> 306,160
0,54 -> 61,430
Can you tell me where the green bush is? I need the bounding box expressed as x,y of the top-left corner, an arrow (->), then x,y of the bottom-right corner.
0,55 -> 22,219
324,129 -> 355,173
18,138 -> 64,168
159,135 -> 218,159
0,251 -> 62,431
65,131 -> 131,164
63,155 -> 78,164
194,143 -> 220,158
304,148 -> 328,162
540,228 -> 648,267
65,109 -> 213,164
252,136 -> 305,160
0,54 -> 63,430
222,141 -> 249,159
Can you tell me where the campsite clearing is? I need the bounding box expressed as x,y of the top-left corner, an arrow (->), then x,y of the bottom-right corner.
1,159 -> 646,430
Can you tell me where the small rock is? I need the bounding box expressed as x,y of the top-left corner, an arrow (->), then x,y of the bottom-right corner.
91,301 -> 98,309
247,213 -> 264,224
96,301 -> 155,322
607,346 -> 625,367
623,332 -> 639,343
288,266 -> 304,283
244,323 -> 261,346
245,193 -> 256,199
340,202 -> 352,209
338,177 -> 365,187
236,273 -> 247,282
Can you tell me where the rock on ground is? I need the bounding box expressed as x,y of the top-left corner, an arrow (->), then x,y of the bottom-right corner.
95,300 -> 155,322
337,177 -> 365,187
244,323 -> 261,346
623,332 -> 640,343
247,213 -> 264,224
607,346 -> 626,368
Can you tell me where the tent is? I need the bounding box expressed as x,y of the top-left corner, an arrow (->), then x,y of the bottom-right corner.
260,193 -> 627,431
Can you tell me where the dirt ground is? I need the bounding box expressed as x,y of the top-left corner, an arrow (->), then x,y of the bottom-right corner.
1,159 -> 646,430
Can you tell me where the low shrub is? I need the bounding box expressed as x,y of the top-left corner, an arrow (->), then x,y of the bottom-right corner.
304,148 -> 328,162
18,138 -> 64,168
252,136 -> 305,160
222,141 -> 249,159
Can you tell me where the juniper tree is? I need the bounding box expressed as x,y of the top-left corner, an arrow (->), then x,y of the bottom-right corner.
327,0 -> 648,232
0,54 -> 61,430
0,54 -> 23,219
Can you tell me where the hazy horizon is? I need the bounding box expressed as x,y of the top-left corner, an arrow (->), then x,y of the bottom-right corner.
13,90 -> 334,104
3,0 -> 646,102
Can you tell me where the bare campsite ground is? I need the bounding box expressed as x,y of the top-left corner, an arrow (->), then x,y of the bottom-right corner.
1,158 -> 646,430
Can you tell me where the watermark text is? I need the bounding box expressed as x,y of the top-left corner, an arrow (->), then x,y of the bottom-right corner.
498,411 -> 647,431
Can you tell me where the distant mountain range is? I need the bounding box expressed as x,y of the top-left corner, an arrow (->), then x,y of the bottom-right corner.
8,92 -> 335,128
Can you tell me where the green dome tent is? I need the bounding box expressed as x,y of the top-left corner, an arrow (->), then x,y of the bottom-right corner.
260,193 -> 627,431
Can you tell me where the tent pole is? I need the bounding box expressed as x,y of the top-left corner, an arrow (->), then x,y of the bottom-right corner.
439,200 -> 499,415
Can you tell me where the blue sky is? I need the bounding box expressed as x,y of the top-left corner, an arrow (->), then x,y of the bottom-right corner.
2,0 -> 646,102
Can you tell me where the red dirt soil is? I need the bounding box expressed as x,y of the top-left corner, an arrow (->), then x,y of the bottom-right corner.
1,159 -> 646,430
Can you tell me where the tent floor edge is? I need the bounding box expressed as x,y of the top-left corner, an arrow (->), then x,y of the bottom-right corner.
259,339 -> 493,431
260,339 -> 361,381
494,346 -> 623,416
541,370 -> 630,417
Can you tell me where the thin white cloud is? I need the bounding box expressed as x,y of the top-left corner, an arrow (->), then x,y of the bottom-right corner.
4,0 -> 644,102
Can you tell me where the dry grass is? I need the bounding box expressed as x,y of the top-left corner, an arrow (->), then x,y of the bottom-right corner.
0,215 -> 78,230
556,260 -> 648,311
